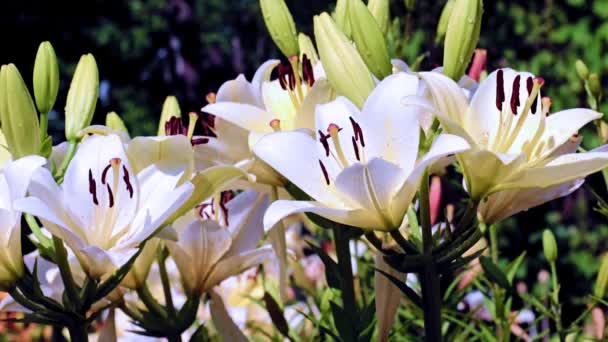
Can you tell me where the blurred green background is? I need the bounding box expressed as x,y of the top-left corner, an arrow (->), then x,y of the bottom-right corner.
2,0 -> 608,325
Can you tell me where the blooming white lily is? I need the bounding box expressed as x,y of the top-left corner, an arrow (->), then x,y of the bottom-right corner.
416,68 -> 608,203
15,134 -> 194,280
166,190 -> 273,295
254,73 -> 470,231
0,155 -> 45,289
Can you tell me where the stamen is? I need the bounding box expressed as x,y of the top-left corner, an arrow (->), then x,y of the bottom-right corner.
165,116 -> 186,136
107,184 -> 114,208
319,160 -> 330,185
302,54 -> 315,87
349,117 -> 365,147
191,137 -> 210,145
122,165 -> 134,198
541,96 -> 552,116
496,69 -> 505,111
532,78 -> 545,115
88,169 -> 99,205
101,164 -> 112,185
526,76 -> 533,95
510,75 -> 521,114
352,136 -> 360,161
270,119 -> 281,132
318,130 -> 330,157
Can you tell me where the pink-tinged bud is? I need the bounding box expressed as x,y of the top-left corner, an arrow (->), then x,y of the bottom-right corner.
592,307 -> 605,340
467,49 -> 487,82
429,176 -> 442,226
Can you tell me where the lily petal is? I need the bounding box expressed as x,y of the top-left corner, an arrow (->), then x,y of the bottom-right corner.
202,102 -> 275,134
209,290 -> 249,342
204,246 -> 273,291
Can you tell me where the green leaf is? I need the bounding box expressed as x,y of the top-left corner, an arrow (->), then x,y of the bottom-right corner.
479,256 -> 511,291
504,251 -> 527,284
374,267 -> 422,308
263,292 -> 290,338
307,241 -> 342,289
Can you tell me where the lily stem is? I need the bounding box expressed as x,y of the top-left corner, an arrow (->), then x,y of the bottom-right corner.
270,186 -> 289,303
419,169 -> 442,342
332,225 -> 358,336
52,236 -> 80,307
489,224 -> 506,341
67,323 -> 89,342
158,247 -> 177,318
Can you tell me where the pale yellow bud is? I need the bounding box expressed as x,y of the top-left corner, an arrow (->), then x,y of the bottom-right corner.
105,111 -> 129,135
33,41 -> 60,114
367,0 -> 390,35
64,54 -> 99,141
350,0 -> 392,79
260,0 -> 299,57
158,95 -> 181,136
443,0 -> 483,80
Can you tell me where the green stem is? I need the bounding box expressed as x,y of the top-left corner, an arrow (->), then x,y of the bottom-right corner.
56,140 -> 77,182
52,236 -> 80,306
40,112 -> 48,139
270,186 -> 288,303
419,169 -> 442,342
550,262 -> 564,339
25,214 -> 52,251
158,248 -> 176,318
332,225 -> 358,335
137,284 -> 168,319
67,323 -> 89,342
489,225 -> 505,341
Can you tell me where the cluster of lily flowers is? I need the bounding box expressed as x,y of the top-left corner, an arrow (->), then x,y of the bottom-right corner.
0,0 -> 607,340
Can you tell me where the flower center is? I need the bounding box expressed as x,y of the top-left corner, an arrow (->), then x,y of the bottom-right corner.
277,54 -> 315,110
165,114 -> 209,145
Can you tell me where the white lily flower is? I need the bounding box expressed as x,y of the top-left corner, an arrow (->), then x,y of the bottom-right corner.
166,190 -> 273,295
0,155 -> 45,289
15,134 -> 194,280
415,68 -> 608,217
254,73 -> 470,231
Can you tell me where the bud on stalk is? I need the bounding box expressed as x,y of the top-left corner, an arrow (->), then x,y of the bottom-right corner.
350,0 -> 392,79
33,41 -> 59,115
333,0 -> 352,38
106,111 -> 129,134
0,64 -> 42,158
367,0 -> 390,35
443,0 -> 483,80
575,59 -> 590,81
64,54 -> 99,141
314,12 -> 375,108
158,95 -> 181,136
589,73 -> 603,100
542,229 -> 558,263
436,0 -> 455,43
260,0 -> 299,58
595,253 -> 608,299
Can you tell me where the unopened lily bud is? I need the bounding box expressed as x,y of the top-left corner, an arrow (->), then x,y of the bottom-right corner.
333,0 -> 352,38
443,0 -> 483,80
468,48 -> 487,82
314,12 -> 375,108
436,0 -> 455,43
0,64 -> 41,158
589,73 -> 603,99
542,229 -> 558,263
33,41 -> 59,114
158,95 -> 181,135
594,253 -> 608,298
350,0 -> 392,79
367,0 -> 390,35
575,60 -> 590,81
64,54 -> 99,141
105,111 -> 129,134
600,121 -> 608,144
260,0 -> 299,58
298,33 -> 319,66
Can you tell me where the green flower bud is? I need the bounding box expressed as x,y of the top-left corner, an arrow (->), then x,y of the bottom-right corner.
33,41 -> 59,114
404,0 -> 416,11
106,111 -> 129,135
350,0 -> 392,79
298,33 -> 319,66
542,229 -> 558,263
333,0 -> 352,38
436,0 -> 455,43
367,0 -> 390,35
575,59 -> 589,81
260,0 -> 299,58
594,253 -> 608,298
0,64 -> 41,158
589,73 -> 603,99
64,54 -> 99,141
158,95 -> 181,136
443,0 -> 483,80
314,12 -> 375,108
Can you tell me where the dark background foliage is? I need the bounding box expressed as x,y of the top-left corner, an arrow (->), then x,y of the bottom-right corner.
2,0 -> 608,326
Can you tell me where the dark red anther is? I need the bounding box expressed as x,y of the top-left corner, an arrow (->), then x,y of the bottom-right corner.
191,137 -> 210,145
88,169 -> 99,205
302,54 -> 315,87
349,117 -> 365,147
510,75 -> 521,114
107,184 -> 114,208
318,130 -> 330,157
165,116 -> 187,136
278,64 -> 288,90
352,136 -> 360,161
319,160 -> 330,185
278,63 -> 296,91
496,69 -> 505,111
101,164 -> 112,185
122,165 -> 134,198
526,76 -> 533,95
531,94 -> 539,114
